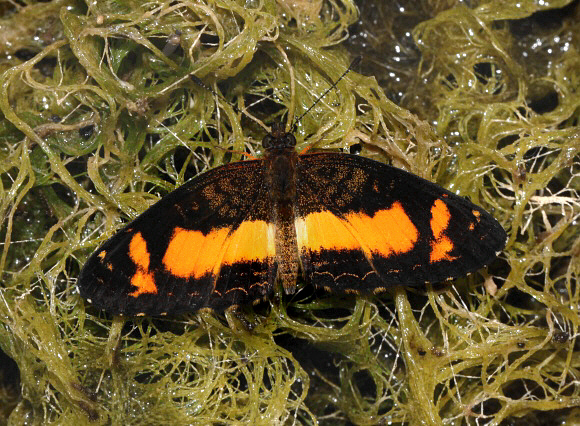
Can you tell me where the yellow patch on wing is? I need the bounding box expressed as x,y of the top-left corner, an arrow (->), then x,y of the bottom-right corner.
162,220 -> 275,279
295,210 -> 359,253
128,232 -> 158,297
429,199 -> 457,263
296,201 -> 418,257
221,219 -> 276,265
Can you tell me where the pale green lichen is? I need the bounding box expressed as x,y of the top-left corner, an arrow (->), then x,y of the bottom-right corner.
0,0 -> 578,425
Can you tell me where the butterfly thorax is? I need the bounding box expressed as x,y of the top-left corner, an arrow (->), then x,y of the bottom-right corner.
264,148 -> 298,203
262,122 -> 299,203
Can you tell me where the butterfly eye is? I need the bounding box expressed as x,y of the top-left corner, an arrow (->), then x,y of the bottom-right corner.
262,134 -> 273,149
284,134 -> 296,147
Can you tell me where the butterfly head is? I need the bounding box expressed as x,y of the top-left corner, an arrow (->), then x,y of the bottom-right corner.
262,121 -> 296,151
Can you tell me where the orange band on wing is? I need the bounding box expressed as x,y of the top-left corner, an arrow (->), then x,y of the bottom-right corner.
429,199 -> 457,263
129,232 -> 150,270
130,270 -> 157,296
163,227 -> 229,279
296,202 -> 418,257
162,220 -> 275,279
128,232 -> 158,297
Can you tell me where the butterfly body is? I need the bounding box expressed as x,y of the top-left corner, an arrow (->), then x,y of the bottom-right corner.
79,124 -> 506,316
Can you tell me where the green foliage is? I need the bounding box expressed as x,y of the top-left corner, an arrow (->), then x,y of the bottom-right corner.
0,0 -> 578,424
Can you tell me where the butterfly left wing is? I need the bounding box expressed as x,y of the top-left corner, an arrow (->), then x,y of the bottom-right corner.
294,153 -> 506,293
79,160 -> 278,316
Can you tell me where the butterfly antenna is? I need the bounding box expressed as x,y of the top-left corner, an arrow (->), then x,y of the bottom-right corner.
189,55 -> 361,134
189,75 -> 215,96
290,56 -> 361,133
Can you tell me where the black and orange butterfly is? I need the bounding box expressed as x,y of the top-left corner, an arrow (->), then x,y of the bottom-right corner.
78,119 -> 506,316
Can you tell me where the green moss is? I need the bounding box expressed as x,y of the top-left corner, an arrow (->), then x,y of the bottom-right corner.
0,0 -> 579,424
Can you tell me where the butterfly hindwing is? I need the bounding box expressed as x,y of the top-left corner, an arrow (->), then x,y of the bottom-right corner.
79,160 -> 278,315
295,153 -> 506,292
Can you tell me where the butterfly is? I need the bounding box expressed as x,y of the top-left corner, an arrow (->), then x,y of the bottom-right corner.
78,120 -> 506,316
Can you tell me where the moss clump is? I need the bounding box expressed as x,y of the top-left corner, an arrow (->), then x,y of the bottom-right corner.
0,0 -> 579,424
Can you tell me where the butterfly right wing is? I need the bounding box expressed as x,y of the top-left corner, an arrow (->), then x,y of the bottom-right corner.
294,153 -> 506,294
78,160 -> 278,316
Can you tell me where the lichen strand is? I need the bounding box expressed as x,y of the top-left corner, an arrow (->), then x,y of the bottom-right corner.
0,0 -> 578,424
